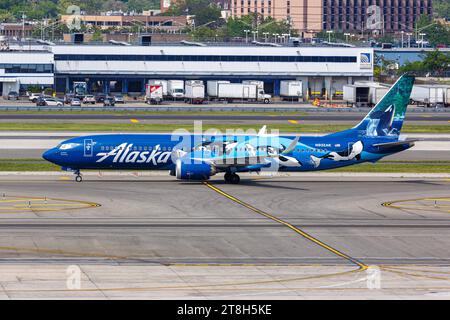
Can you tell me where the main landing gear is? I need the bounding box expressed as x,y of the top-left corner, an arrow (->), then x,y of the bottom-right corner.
224,172 -> 240,184
74,170 -> 83,182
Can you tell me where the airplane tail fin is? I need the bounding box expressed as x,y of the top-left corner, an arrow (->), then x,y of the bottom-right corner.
351,74 -> 415,137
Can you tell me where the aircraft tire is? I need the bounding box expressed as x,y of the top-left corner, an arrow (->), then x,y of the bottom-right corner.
229,173 -> 240,184
224,172 -> 232,183
75,175 -> 83,182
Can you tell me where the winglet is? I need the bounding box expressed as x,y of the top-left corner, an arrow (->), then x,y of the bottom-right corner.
258,125 -> 267,136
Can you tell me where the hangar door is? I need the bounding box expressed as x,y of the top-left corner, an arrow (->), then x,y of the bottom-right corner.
330,78 -> 349,100
308,78 -> 324,99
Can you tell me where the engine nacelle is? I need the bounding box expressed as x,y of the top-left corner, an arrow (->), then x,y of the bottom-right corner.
175,159 -> 216,180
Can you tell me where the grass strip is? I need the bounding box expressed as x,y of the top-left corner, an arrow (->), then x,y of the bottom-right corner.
0,122 -> 448,133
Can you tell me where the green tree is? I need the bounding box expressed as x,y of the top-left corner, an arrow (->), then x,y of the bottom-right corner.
434,0 -> 450,19
125,0 -> 159,12
415,14 -> 450,46
421,50 -> 450,75
163,0 -> 221,26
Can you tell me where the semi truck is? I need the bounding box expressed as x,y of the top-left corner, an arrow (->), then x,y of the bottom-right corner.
343,84 -> 370,107
217,83 -> 271,104
167,80 -> 184,99
280,81 -> 303,100
353,81 -> 390,107
145,84 -> 163,104
207,80 -> 230,98
184,80 -> 205,104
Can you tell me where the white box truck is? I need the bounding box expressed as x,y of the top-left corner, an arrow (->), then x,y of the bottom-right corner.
411,85 -> 445,107
145,84 -> 163,105
167,80 -> 184,99
148,80 -> 168,97
217,83 -> 271,104
280,81 -> 303,100
429,87 -> 445,106
185,80 -> 205,104
207,80 -> 230,98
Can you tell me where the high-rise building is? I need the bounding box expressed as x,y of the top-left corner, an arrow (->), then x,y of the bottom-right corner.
322,0 -> 433,34
230,0 -> 433,35
231,0 -> 322,32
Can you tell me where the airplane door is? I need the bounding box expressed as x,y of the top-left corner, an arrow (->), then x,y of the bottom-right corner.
84,139 -> 94,157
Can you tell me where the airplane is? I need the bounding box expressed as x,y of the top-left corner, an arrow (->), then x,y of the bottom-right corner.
43,74 -> 417,184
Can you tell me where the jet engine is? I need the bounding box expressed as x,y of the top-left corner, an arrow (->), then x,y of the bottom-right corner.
175,159 -> 217,180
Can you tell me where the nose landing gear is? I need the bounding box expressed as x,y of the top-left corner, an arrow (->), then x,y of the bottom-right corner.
74,170 -> 83,182
224,172 -> 240,184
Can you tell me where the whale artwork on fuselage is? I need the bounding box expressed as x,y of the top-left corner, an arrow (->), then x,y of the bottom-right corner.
43,75 -> 417,184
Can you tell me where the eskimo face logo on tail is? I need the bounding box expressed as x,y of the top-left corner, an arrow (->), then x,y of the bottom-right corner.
96,143 -> 172,164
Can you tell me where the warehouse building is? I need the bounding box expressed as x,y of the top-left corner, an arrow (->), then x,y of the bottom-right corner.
52,44 -> 374,100
1,44 -> 373,100
0,50 -> 54,96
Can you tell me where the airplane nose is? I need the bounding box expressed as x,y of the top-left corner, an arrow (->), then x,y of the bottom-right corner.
42,148 -> 57,163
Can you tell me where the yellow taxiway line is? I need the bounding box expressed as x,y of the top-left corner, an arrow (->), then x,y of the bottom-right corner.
203,181 -> 368,270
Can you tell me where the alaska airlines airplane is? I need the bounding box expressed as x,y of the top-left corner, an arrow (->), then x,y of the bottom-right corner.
43,75 -> 417,184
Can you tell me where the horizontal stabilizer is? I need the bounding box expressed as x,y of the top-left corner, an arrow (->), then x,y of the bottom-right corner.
372,139 -> 418,149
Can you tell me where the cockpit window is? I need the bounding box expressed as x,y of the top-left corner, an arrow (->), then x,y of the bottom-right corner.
59,143 -> 80,150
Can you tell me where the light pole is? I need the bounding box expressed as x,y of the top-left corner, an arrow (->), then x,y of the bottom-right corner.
406,32 -> 412,48
251,30 -> 258,42
419,32 -> 426,48
272,33 -> 279,43
19,11 -> 26,41
401,31 -> 404,48
344,32 -> 350,43
244,29 -> 250,43
326,30 -> 333,43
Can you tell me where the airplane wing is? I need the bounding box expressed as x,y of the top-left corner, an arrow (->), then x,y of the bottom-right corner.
191,136 -> 301,169
372,139 -> 418,149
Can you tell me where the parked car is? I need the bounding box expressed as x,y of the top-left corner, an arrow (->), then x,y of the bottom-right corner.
7,91 -> 19,100
35,95 -> 54,106
83,95 -> 96,104
36,97 -> 63,107
29,93 -> 42,103
103,97 -> 116,107
64,93 -> 75,104
113,94 -> 124,104
70,98 -> 81,107
95,93 -> 107,103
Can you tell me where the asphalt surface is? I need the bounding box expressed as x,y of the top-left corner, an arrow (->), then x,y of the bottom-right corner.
0,174 -> 449,298
0,175 -> 448,266
1,112 -> 449,124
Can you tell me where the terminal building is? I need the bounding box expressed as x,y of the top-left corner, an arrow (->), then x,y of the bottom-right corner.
1,44 -> 374,100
